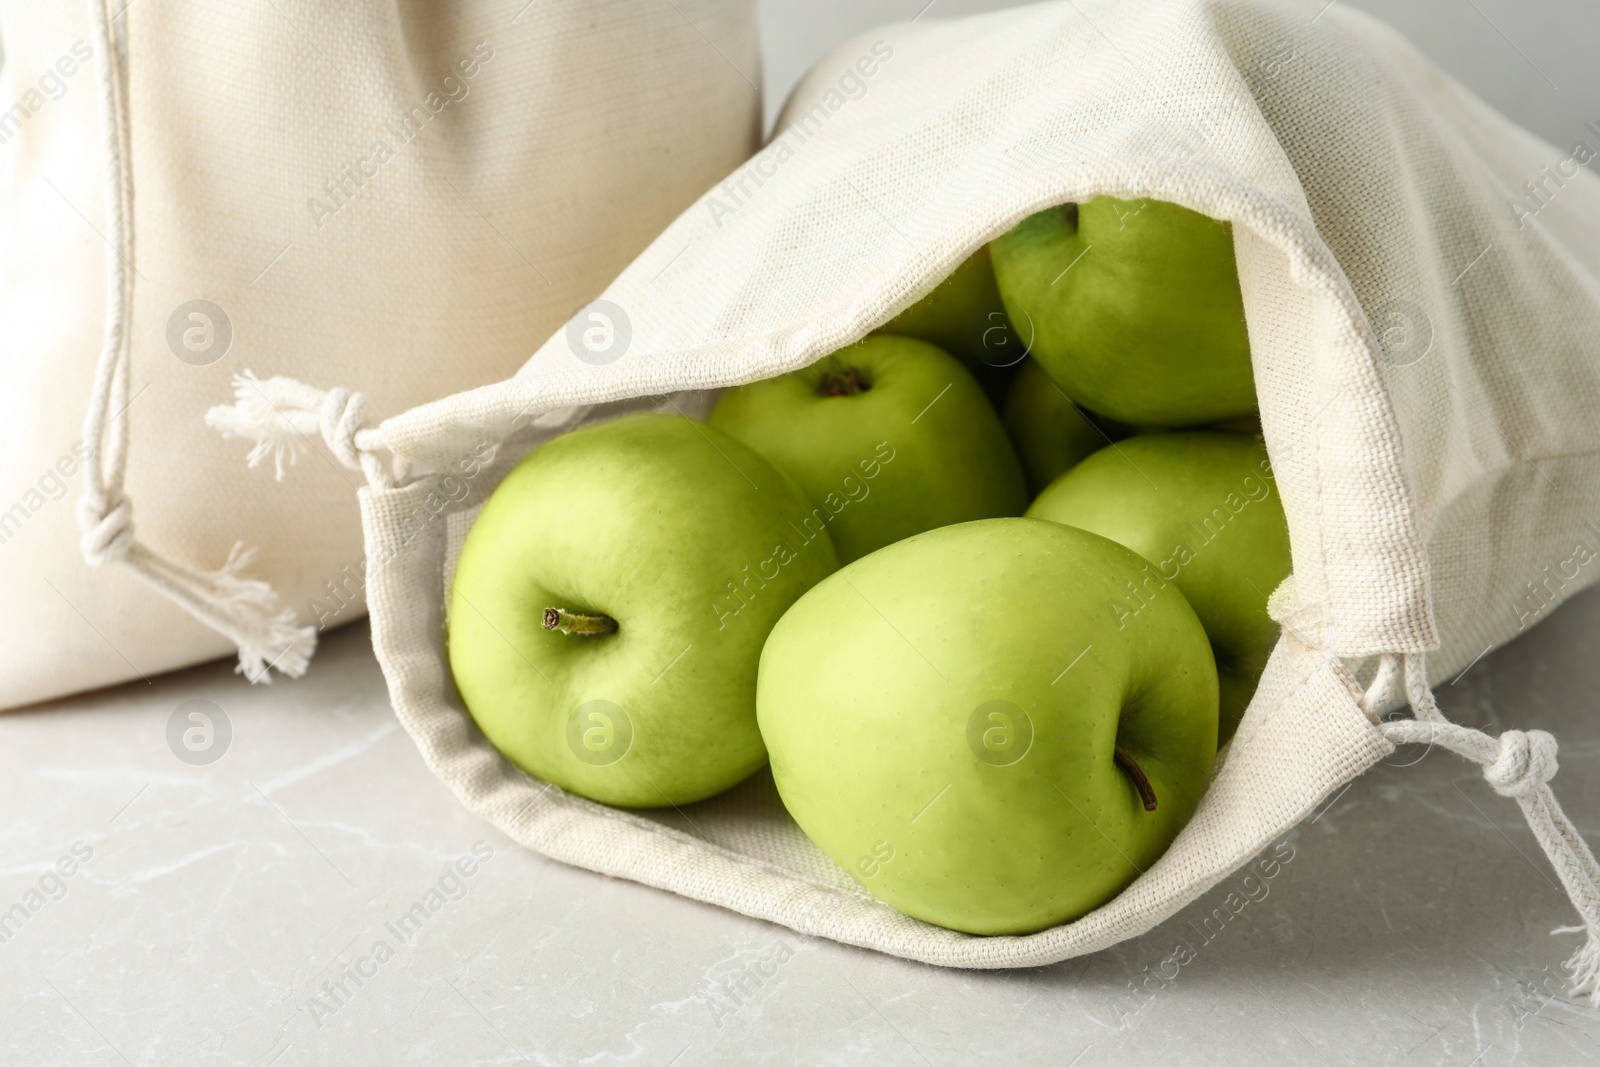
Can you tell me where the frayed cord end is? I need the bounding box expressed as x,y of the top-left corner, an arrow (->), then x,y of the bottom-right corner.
234,614 -> 315,683
1558,926 -> 1600,1007
204,371 -> 322,480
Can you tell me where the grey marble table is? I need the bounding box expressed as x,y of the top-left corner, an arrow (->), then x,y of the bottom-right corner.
5,585 -> 1600,1066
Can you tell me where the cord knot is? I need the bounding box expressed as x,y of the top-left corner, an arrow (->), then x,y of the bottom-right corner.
1483,728 -> 1559,799
318,385 -> 369,472
77,494 -> 133,566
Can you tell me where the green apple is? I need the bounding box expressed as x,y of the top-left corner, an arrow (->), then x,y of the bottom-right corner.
874,247 -> 1023,407
1027,431 -> 1287,742
447,413 -> 838,808
875,245 -> 1023,370
990,197 -> 1256,426
758,517 -> 1218,935
1002,357 -> 1113,495
708,335 -> 1027,564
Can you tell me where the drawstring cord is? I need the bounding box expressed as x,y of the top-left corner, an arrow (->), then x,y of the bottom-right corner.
75,0 -> 393,682
1376,651 -> 1600,1005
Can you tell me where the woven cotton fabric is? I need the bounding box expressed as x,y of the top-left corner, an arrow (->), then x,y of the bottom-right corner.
0,0 -> 760,709
359,0 -> 1600,966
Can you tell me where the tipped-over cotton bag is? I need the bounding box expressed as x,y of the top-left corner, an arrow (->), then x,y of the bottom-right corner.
0,0 -> 759,709
198,0 -> 1600,981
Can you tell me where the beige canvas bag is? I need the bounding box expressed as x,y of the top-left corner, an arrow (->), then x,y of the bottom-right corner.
0,0 -> 759,708
189,0 -> 1600,984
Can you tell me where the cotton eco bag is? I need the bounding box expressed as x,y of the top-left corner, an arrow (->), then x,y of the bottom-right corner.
200,0 -> 1600,982
0,0 -> 759,708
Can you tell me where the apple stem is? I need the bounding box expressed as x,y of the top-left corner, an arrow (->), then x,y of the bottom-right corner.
817,366 -> 870,397
542,608 -> 618,637
1114,746 -> 1158,812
